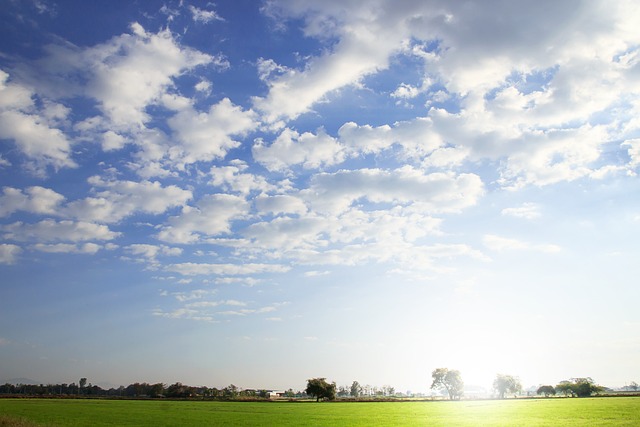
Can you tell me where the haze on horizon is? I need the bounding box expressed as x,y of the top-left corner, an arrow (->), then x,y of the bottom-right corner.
1,0 -> 639,394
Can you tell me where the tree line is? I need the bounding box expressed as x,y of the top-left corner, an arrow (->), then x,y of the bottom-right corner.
427,368 -> 610,400
2,371 -> 634,401
304,369 -> 625,402
0,380 -> 299,399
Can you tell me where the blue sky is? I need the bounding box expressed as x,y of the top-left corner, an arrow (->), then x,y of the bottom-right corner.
1,0 -> 639,393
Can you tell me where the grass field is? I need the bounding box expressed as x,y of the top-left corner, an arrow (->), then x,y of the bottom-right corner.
0,397 -> 638,426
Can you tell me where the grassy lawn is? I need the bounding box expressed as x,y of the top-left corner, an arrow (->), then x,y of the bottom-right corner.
0,397 -> 638,426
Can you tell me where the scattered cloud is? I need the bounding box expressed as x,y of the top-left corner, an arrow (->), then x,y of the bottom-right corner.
501,203 -> 541,220
0,186 -> 65,217
2,220 -> 119,242
189,5 -> 224,23
0,244 -> 22,264
483,234 -> 561,254
165,262 -> 291,276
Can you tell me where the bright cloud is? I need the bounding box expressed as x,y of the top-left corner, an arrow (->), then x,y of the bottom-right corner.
66,177 -> 192,223
0,186 -> 65,217
157,194 -> 250,244
2,220 -> 120,242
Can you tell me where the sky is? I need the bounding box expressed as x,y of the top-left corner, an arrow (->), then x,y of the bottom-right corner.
1,0 -> 639,394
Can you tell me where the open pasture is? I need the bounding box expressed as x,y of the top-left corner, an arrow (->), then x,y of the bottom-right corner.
0,397 -> 638,426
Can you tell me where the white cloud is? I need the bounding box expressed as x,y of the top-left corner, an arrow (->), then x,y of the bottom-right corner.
304,270 -> 330,277
0,186 -> 65,217
0,71 -> 74,171
157,194 -> 250,244
166,97 -> 258,167
126,244 -> 183,259
32,242 -> 102,254
0,109 -> 75,171
255,194 -> 307,216
0,244 -> 22,264
209,160 -> 275,195
244,215 -> 328,251
101,131 -> 127,151
483,234 -> 561,253
194,79 -> 212,95
501,203 -> 541,220
189,5 -> 224,23
253,1 -> 640,190
623,139 -> 640,168
2,220 -> 120,242
165,262 -> 290,276
253,128 -> 344,171
66,177 -> 192,223
304,166 -> 484,214
83,23 -> 213,129
255,2 -> 407,122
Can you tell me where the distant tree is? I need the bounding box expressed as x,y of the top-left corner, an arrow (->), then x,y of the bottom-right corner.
284,388 -> 295,398
555,378 -> 603,397
572,378 -> 603,397
223,384 -> 239,399
536,385 -> 556,397
79,378 -> 87,391
431,368 -> 464,400
628,381 -> 638,391
305,378 -> 336,402
150,383 -> 165,397
493,374 -> 522,399
555,380 -> 575,397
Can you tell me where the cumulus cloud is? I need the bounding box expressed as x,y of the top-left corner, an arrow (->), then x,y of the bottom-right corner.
157,194 -> 250,244
2,220 -> 119,242
126,244 -> 182,259
0,70 -> 75,171
253,128 -> 344,171
255,1 -> 408,122
83,23 -> 213,129
32,242 -> 102,254
255,194 -> 307,216
253,1 -> 640,189
304,166 -> 484,214
166,98 -> 258,167
66,176 -> 192,223
209,160 -> 276,195
165,262 -> 291,276
0,186 -> 65,217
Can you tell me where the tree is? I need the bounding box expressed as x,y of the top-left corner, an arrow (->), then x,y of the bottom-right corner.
555,378 -> 603,397
555,380 -> 575,397
431,368 -> 464,400
493,374 -> 522,399
572,378 -> 603,397
536,385 -> 556,397
350,381 -> 362,398
305,378 -> 336,402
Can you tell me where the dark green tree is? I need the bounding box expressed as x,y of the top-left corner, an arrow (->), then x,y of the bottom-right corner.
555,378 -> 603,397
536,385 -> 556,397
431,368 -> 464,400
555,380 -> 575,397
493,374 -> 522,399
305,378 -> 336,402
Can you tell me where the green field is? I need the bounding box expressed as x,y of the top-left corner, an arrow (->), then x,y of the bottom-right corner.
0,397 -> 638,426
